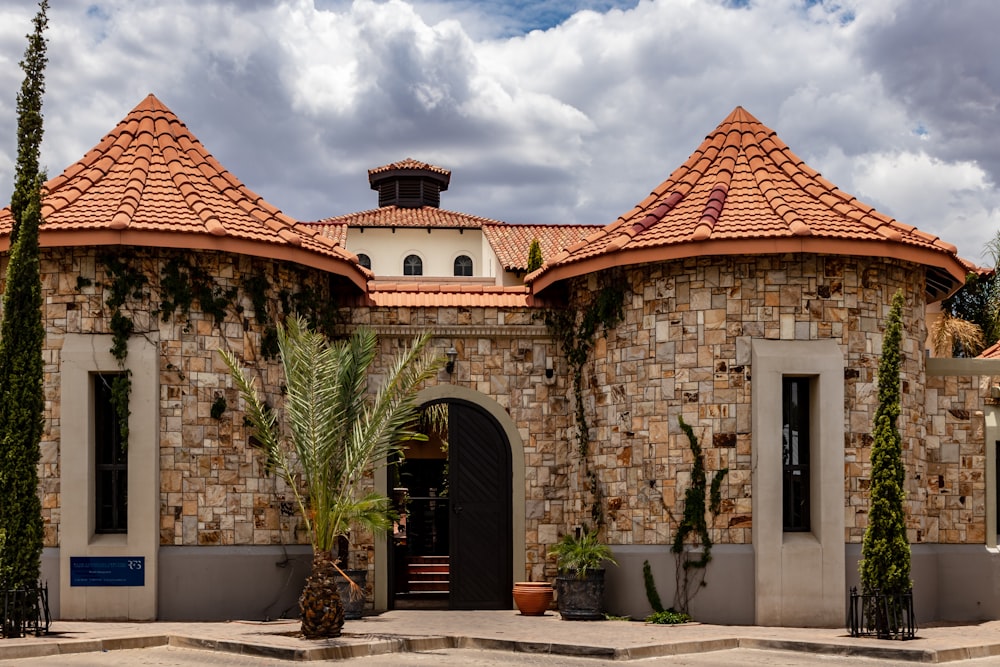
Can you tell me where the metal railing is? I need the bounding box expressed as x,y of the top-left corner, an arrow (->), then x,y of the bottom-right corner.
1,583 -> 51,638
848,586 -> 916,640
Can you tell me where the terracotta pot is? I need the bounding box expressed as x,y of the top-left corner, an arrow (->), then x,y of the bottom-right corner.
513,581 -> 553,616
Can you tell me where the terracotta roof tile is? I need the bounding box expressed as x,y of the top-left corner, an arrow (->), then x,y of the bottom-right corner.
311,206 -> 503,230
368,158 -> 451,178
314,222 -> 348,245
482,223 -> 602,272
0,94 -> 370,291
528,106 -> 968,302
365,282 -> 534,308
979,341 -> 1000,359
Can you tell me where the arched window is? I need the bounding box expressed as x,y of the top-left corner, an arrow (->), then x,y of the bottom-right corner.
454,255 -> 473,277
403,254 -> 423,276
357,253 -> 371,270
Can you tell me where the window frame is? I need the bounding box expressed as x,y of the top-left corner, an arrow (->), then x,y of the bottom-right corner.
782,376 -> 811,533
403,254 -> 423,276
453,254 -> 473,277
94,373 -> 128,534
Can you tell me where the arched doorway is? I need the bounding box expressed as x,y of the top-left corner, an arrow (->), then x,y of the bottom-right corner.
379,387 -> 523,610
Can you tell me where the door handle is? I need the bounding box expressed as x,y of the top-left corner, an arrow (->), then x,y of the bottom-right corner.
453,505 -> 463,514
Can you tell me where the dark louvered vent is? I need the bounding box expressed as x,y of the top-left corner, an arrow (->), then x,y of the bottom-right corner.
370,159 -> 450,209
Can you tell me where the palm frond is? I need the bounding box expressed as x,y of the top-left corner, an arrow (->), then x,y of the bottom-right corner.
222,317 -> 442,555
929,313 -> 985,357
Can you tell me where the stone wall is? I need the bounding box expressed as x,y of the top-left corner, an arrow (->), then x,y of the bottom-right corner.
923,359 -> 1000,546
28,244 -> 989,597
343,305 -> 568,582
37,246 -> 329,552
565,254 -> 930,547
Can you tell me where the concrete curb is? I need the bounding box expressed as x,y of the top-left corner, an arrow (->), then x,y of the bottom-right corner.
3,627 -> 1000,663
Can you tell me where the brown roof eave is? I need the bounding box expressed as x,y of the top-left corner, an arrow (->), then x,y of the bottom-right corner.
529,238 -> 967,301
17,229 -> 370,294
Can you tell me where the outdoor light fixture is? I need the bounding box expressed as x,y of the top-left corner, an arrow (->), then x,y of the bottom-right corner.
445,347 -> 458,374
545,356 -> 554,380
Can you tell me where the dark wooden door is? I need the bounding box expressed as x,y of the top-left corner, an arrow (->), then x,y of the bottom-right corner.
447,401 -> 512,609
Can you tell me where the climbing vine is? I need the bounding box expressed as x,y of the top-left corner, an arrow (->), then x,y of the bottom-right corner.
159,256 -> 237,325
544,273 -> 625,458
81,251 -> 346,450
670,416 -> 728,616
98,253 -> 148,447
544,271 -> 626,527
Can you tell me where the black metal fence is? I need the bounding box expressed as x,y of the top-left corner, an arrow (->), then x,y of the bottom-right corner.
847,586 -> 916,640
1,583 -> 51,638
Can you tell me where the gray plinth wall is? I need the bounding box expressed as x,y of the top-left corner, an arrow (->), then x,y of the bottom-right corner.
607,544 -> 1000,626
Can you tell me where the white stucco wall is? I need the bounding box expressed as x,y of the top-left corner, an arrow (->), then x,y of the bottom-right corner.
345,228 -> 484,277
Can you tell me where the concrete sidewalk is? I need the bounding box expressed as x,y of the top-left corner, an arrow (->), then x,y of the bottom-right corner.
2,611 -> 1000,663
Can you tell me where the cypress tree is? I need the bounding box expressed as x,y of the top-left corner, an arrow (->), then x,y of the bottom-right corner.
860,289 -> 911,598
527,238 -> 543,273
0,0 -> 48,591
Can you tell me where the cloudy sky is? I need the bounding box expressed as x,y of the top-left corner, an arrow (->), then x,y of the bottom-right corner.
0,0 -> 998,262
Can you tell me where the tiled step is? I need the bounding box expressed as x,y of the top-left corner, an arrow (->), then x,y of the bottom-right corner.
408,580 -> 450,592
406,556 -> 450,593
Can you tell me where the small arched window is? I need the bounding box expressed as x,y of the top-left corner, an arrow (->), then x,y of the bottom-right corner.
403,254 -> 423,276
454,255 -> 473,277
357,253 -> 372,270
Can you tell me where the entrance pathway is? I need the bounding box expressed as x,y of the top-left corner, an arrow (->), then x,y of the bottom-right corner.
2,610 -> 1000,663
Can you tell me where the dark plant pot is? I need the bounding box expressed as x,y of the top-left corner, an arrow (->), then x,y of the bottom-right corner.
336,569 -> 369,620
555,569 -> 605,621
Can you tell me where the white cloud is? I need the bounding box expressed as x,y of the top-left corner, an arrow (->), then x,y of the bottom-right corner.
0,0 -> 997,260
850,150 -> 1000,261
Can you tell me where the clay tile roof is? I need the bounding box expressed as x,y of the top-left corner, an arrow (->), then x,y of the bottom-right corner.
483,223 -> 604,272
364,282 -> 534,308
527,106 -> 968,302
314,222 -> 348,245
0,94 -> 370,291
312,206 -> 503,230
979,341 -> 1000,359
368,158 -> 451,179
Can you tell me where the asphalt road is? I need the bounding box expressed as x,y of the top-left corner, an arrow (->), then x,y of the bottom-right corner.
12,646 -> 1000,666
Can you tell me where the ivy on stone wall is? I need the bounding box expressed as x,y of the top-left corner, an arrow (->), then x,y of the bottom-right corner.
97,253 -> 148,447
670,416 -> 727,616
80,251 -> 346,449
159,256 -> 236,325
544,270 -> 626,526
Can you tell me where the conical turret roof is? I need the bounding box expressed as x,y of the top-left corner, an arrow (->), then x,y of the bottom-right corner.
528,107 -> 967,301
0,94 -> 370,291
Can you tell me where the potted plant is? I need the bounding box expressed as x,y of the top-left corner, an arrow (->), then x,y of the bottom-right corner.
548,527 -> 617,620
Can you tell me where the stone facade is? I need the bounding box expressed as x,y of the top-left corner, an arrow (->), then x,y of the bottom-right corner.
36,246 -> 330,552
923,366 -> 994,545
563,254 -> 933,547
23,243 -> 998,619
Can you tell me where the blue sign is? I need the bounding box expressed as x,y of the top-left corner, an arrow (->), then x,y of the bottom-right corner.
70,556 -> 145,587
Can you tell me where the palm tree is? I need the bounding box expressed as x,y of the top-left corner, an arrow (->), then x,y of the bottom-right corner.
221,316 -> 440,638
928,311 -> 985,357
936,229 -> 1000,356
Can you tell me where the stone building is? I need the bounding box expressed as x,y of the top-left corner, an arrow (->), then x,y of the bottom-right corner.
1,95 -> 998,627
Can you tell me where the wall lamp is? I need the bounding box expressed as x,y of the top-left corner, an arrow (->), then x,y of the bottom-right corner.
445,347 -> 458,374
